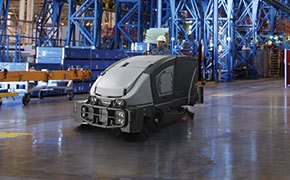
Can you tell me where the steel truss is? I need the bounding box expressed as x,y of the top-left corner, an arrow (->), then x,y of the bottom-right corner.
0,0 -> 10,62
36,0 -> 65,47
203,0 -> 234,82
67,0 -> 103,48
170,0 -> 201,56
256,1 -> 275,45
114,0 -> 144,49
234,0 -> 260,79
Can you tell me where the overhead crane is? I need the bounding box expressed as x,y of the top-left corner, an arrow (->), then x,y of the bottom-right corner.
0,69 -> 92,106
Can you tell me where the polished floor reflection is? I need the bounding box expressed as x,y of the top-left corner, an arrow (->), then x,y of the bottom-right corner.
0,78 -> 289,179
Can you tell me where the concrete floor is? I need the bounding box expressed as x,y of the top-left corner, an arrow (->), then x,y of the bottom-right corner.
0,78 -> 289,180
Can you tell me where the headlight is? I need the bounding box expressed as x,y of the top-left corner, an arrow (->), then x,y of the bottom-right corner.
115,118 -> 125,125
113,99 -> 127,108
87,96 -> 100,105
116,111 -> 125,118
81,112 -> 87,118
81,106 -> 87,112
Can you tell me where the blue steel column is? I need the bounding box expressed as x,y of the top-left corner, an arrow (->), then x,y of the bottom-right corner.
36,0 -> 65,47
0,0 -> 10,62
170,0 -> 201,56
14,26 -> 22,62
150,0 -> 171,28
66,0 -> 76,47
203,0 -> 214,81
234,0 -> 260,79
213,0 -> 218,81
203,0 -> 234,82
66,0 -> 103,48
114,0 -> 144,49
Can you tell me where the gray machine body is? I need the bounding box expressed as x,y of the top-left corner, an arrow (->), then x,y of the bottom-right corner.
74,55 -> 202,133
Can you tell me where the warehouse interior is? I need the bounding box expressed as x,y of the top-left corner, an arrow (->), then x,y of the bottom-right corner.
0,0 -> 290,179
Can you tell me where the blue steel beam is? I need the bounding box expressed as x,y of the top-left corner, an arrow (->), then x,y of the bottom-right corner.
202,0 -> 214,81
0,0 -> 10,62
66,0 -> 103,48
36,0 -> 65,47
114,0 -> 143,49
170,0 -> 201,56
150,0 -> 171,28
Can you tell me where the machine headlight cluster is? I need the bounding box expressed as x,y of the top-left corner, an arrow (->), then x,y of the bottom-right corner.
116,111 -> 125,118
87,96 -> 101,105
115,119 -> 125,126
115,110 -> 126,125
113,99 -> 127,108
81,106 -> 88,118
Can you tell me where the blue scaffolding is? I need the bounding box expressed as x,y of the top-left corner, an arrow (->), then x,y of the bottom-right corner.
34,0 -> 290,82
0,0 -> 10,62
66,0 -> 103,48
114,0 -> 144,49
169,0 -> 201,56
36,0 -> 65,47
234,0 -> 260,79
13,26 -> 22,62
201,0 -> 289,82
150,0 -> 171,28
203,0 -> 235,82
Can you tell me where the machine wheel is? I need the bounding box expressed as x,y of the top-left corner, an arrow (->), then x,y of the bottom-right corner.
147,111 -> 163,132
22,93 -> 30,105
67,91 -> 74,101
38,91 -> 44,99
180,107 -> 195,121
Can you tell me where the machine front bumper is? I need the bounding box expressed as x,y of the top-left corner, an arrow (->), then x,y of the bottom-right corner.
74,101 -> 145,133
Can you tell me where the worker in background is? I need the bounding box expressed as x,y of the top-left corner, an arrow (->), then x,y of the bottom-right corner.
150,35 -> 171,55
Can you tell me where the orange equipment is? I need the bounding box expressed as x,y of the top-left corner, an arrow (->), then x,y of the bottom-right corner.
0,69 -> 92,106
0,69 -> 92,82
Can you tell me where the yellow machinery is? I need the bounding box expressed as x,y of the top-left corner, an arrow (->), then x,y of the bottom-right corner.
0,69 -> 92,106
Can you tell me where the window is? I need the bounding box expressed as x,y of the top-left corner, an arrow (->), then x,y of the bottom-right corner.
156,65 -> 174,96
